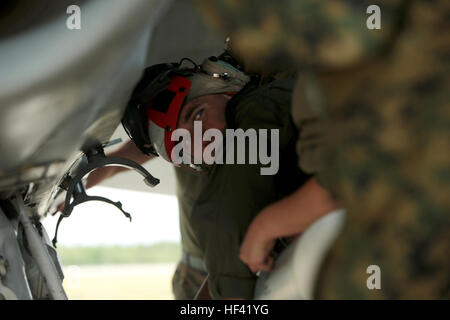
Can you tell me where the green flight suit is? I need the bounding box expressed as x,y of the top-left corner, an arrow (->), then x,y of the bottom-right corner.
176,78 -> 309,299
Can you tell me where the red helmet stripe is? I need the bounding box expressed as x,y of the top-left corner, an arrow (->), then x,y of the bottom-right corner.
146,76 -> 191,161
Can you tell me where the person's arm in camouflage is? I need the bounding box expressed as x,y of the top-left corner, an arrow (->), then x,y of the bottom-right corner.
239,177 -> 340,273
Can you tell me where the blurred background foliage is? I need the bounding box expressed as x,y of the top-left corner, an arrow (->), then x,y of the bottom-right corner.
57,242 -> 181,265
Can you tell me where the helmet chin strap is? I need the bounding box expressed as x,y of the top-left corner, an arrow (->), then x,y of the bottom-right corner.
173,162 -> 211,174
172,138 -> 215,174
189,163 -> 204,171
189,163 -> 213,174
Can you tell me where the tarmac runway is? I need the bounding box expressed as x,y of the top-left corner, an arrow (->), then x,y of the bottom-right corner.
62,263 -> 177,300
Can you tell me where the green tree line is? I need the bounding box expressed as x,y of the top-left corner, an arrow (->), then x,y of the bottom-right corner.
57,242 -> 181,265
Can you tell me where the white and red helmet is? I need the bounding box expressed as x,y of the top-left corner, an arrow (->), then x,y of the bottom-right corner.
122,62 -> 194,162
145,75 -> 192,162
122,54 -> 250,163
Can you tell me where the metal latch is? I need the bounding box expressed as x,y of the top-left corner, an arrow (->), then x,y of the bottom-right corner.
51,139 -> 159,247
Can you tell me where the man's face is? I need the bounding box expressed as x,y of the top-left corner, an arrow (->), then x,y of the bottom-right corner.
176,93 -> 231,153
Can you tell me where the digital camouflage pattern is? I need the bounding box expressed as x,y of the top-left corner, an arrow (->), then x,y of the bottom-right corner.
195,0 -> 405,72
194,0 -> 450,299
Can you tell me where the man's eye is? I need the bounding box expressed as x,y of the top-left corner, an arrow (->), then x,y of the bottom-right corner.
194,109 -> 203,121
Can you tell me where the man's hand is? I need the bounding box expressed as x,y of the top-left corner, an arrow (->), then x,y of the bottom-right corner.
239,178 -> 340,274
239,212 -> 277,273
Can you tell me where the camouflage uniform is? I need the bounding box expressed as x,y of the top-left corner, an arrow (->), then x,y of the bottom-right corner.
194,0 -> 450,299
172,261 -> 207,300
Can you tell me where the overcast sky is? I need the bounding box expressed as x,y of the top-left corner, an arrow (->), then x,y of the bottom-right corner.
42,186 -> 181,247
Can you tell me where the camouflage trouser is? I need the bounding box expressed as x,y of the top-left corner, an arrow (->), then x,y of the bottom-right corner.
172,261 -> 208,300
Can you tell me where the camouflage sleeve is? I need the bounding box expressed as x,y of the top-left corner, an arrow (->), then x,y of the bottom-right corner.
194,0 -> 405,73
290,73 -> 325,170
